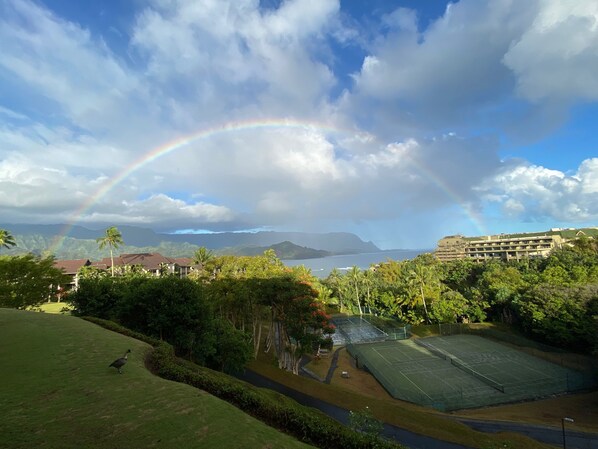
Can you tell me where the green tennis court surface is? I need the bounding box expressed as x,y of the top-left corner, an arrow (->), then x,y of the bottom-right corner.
347,335 -> 592,411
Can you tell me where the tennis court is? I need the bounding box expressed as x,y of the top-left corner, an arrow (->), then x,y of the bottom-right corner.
347,335 -> 588,411
421,335 -> 588,395
331,316 -> 386,345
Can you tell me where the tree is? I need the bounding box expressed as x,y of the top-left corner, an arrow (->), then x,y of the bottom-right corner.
325,268 -> 346,312
514,284 -> 598,350
477,261 -> 525,323
96,226 -> 124,277
0,254 -> 67,309
349,406 -> 384,438
405,255 -> 441,324
193,246 -> 215,266
0,229 -> 16,251
347,266 -> 364,315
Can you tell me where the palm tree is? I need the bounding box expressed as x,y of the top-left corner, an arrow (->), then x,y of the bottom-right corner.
192,246 -> 215,265
96,226 -> 124,277
326,268 -> 345,312
0,229 -> 16,251
406,257 -> 441,324
362,268 -> 376,314
347,266 -> 364,315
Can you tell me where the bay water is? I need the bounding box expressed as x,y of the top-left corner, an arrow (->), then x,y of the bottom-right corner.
282,249 -> 430,278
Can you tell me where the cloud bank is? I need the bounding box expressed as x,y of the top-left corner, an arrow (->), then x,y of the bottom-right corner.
0,0 -> 597,247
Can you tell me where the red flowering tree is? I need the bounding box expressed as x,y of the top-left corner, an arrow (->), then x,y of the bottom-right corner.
264,276 -> 335,374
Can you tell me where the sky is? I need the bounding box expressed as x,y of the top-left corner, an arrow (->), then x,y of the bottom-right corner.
1,0 -> 597,249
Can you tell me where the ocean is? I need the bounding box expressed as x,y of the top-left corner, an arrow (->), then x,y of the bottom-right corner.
282,249 -> 430,278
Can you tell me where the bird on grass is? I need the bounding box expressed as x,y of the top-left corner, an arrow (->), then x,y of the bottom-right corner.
109,349 -> 131,374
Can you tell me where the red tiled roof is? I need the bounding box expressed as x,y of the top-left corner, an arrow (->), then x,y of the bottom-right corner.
173,257 -> 195,267
54,259 -> 91,274
65,253 -> 194,273
119,253 -> 175,270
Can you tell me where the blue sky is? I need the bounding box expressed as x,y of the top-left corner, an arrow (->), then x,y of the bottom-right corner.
1,0 -> 597,249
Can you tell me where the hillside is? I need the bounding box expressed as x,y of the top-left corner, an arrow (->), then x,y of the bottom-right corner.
0,309 -> 312,449
1,223 -> 379,259
225,240 -> 332,259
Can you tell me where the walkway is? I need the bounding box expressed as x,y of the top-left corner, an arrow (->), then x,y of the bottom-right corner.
455,418 -> 598,449
324,346 -> 343,384
239,369 -> 473,449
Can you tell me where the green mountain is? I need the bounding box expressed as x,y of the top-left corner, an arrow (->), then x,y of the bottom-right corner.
0,223 -> 380,257
0,225 -> 368,260
224,241 -> 331,259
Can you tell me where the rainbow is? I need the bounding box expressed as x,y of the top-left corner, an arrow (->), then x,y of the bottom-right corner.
49,118 -> 487,254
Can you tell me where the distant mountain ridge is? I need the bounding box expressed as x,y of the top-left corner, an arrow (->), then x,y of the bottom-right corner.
227,241 -> 331,259
1,223 -> 379,259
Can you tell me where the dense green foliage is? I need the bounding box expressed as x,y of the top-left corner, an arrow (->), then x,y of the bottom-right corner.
324,240 -> 598,353
70,276 -> 252,374
70,251 -> 334,374
0,254 -> 67,309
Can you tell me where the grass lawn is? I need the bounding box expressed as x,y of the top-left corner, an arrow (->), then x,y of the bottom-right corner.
37,301 -> 73,314
0,309 -> 314,449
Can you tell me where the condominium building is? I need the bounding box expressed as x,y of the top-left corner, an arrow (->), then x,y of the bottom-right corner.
435,228 -> 597,262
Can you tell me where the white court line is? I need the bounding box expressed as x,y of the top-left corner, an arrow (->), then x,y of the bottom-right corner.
372,347 -> 391,365
371,347 -> 434,400
399,371 -> 433,400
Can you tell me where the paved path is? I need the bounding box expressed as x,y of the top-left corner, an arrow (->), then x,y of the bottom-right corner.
239,369 -> 472,449
324,346 -> 343,384
455,418 -> 598,449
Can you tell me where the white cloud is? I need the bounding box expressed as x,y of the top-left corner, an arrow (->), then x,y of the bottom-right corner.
0,0 -> 143,132
131,0 -> 340,120
346,0 -> 538,131
479,158 -> 598,222
343,0 -> 598,139
503,0 -> 598,102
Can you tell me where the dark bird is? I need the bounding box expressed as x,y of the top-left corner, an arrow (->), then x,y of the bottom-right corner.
109,349 -> 131,374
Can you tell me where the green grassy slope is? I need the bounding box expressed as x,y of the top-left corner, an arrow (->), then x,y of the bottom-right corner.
0,309 -> 313,449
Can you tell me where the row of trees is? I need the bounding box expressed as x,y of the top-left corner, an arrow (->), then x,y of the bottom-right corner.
70,250 -> 335,374
322,239 -> 598,353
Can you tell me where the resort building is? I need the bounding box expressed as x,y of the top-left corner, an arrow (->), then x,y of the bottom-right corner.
435,227 -> 598,262
53,259 -> 92,291
54,253 -> 198,291
93,253 -> 196,277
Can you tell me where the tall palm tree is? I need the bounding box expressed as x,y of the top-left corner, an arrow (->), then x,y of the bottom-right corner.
406,258 -> 441,324
326,268 -> 345,312
96,226 -> 124,277
362,268 -> 376,314
0,229 -> 16,251
347,266 -> 364,315
192,246 -> 215,265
